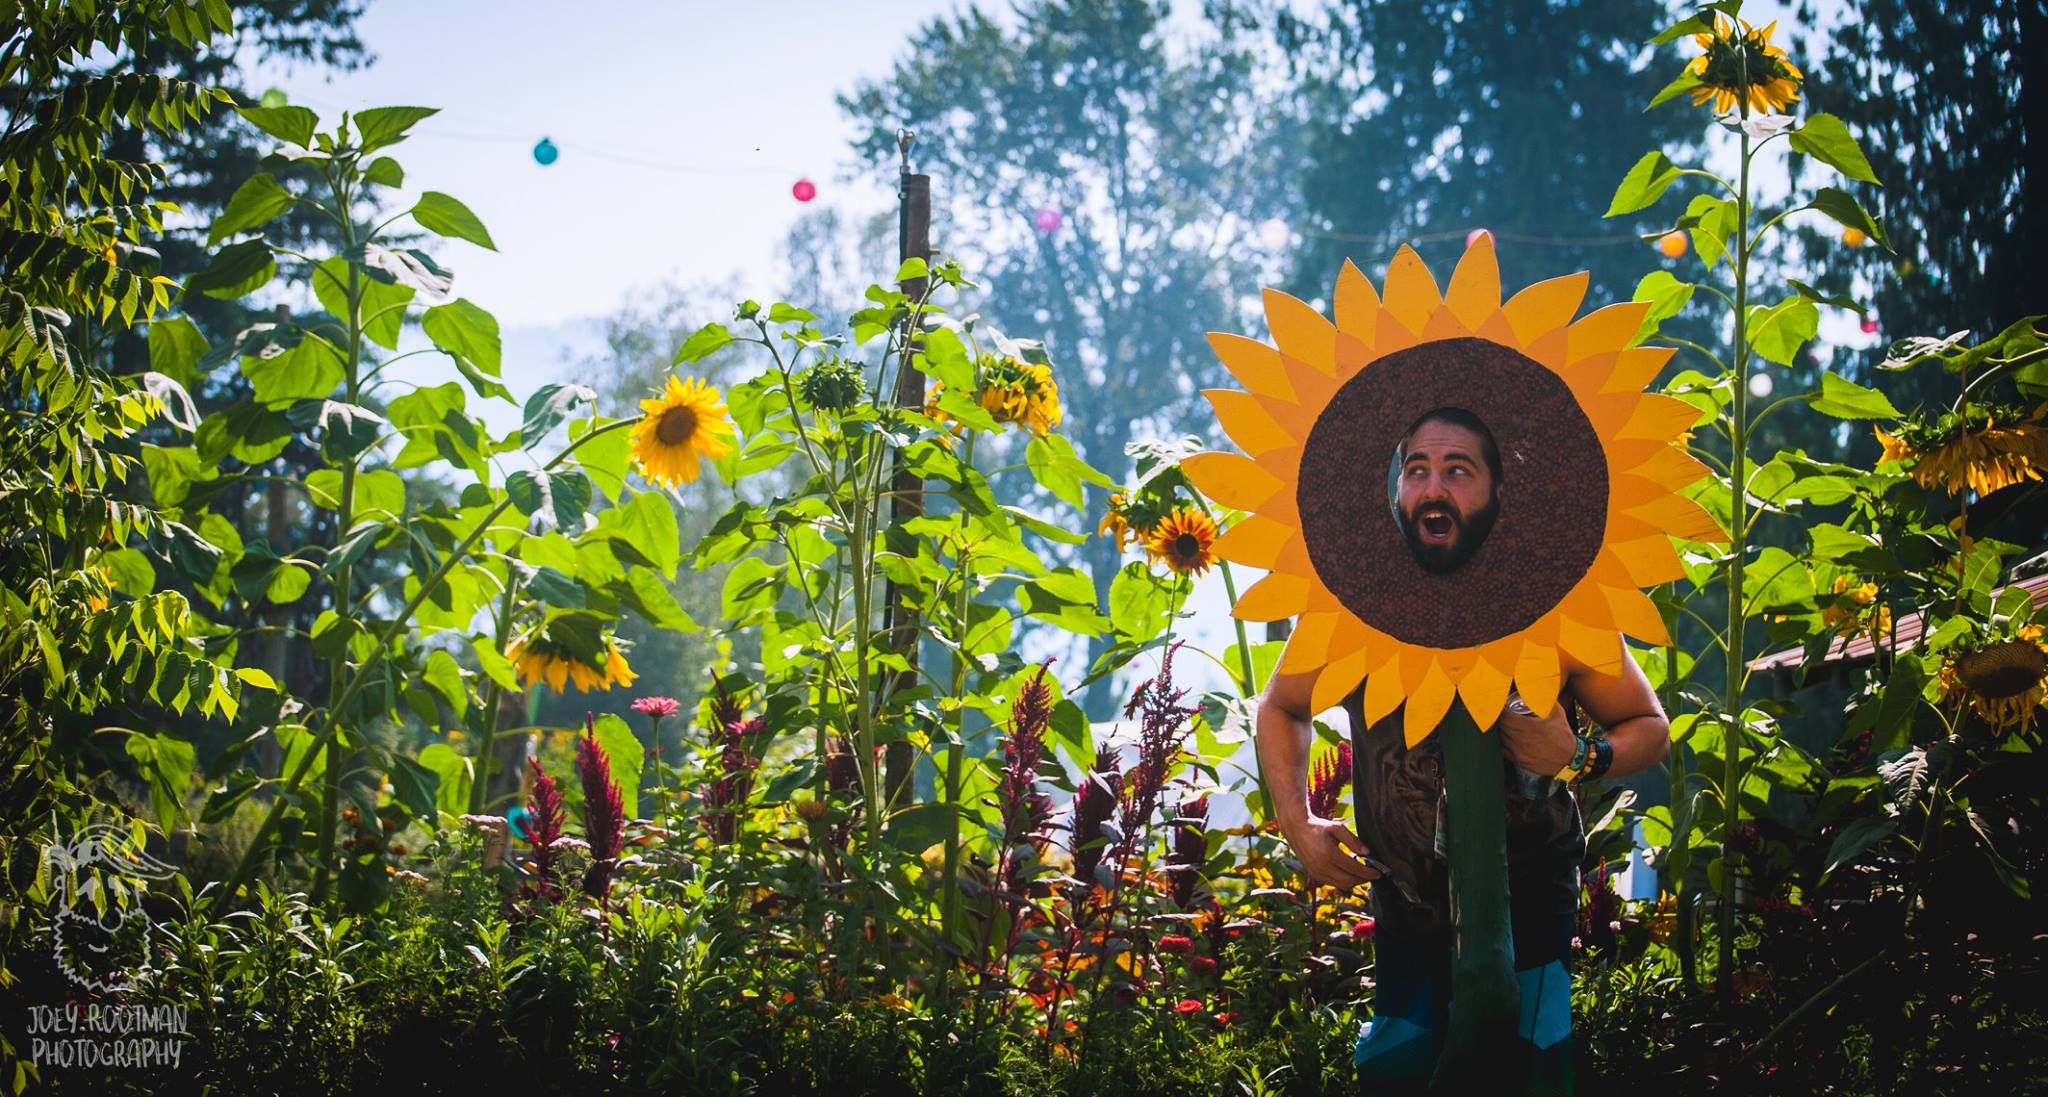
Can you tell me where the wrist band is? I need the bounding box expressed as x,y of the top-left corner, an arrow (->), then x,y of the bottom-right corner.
1572,737 -> 1613,785
1553,735 -> 1589,785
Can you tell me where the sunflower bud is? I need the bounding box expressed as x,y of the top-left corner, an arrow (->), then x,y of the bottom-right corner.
800,356 -> 868,412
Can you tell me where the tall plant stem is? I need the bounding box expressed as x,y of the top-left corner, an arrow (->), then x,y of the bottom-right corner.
938,436 -> 978,974
311,173 -> 362,906
1661,600 -> 1698,990
1718,131 -> 1755,986
467,566 -> 527,814
219,418 -> 633,906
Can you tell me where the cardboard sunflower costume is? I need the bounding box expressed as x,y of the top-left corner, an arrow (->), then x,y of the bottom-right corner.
1185,236 -> 1721,1090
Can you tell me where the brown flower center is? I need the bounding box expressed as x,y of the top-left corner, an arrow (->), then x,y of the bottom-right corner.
656,405 -> 699,445
1175,533 -> 1201,558
1959,641 -> 2048,699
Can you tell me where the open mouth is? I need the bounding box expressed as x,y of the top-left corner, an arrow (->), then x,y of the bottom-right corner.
1417,509 -> 1457,545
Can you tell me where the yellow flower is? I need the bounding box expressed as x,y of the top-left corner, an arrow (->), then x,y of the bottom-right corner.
974,355 -> 1062,435
1646,893 -> 1678,944
632,375 -> 735,487
1874,418 -> 2047,497
1684,17 -> 1804,115
1940,625 -> 2048,734
508,630 -> 637,694
1821,574 -> 1890,640
1145,506 -> 1219,578
1098,491 -> 1136,551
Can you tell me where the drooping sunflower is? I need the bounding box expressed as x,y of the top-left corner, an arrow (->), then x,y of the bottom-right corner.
1098,491 -> 1137,552
1875,410 -> 2046,496
632,375 -> 735,487
1684,17 -> 1803,116
509,627 -> 638,694
974,354 -> 1063,435
1183,236 -> 1724,743
1939,625 -> 2048,734
1145,506 -> 1219,577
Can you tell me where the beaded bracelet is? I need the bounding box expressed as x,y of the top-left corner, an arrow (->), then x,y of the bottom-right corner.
1572,737 -> 1614,785
1552,735 -> 1590,785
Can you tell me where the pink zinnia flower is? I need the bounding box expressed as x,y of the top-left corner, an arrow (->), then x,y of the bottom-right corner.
1158,934 -> 1195,956
631,696 -> 681,718
1350,915 -> 1377,942
1191,956 -> 1218,978
1175,998 -> 1203,1015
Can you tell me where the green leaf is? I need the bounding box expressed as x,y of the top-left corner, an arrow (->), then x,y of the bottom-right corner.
569,416 -> 634,499
363,156 -> 404,188
304,468 -> 405,517
1809,371 -> 1902,419
208,173 -> 295,246
1647,11 -> 1715,45
417,744 -> 471,816
243,332 -> 344,402
673,322 -> 734,364
183,239 -> 276,300
472,637 -> 518,691
423,648 -> 468,717
1822,814 -> 1899,878
605,490 -> 682,579
1108,561 -> 1176,642
147,315 -> 209,387
766,302 -> 817,324
422,299 -> 501,378
311,257 -> 413,349
387,753 -> 441,821
1631,271 -> 1695,345
1786,279 -> 1863,312
1605,151 -> 1681,217
124,732 -> 196,830
507,468 -> 593,531
411,191 -> 496,250
237,104 -> 317,146
286,398 -> 386,460
1804,186 -> 1889,250
1645,69 -> 1703,110
895,256 -> 929,283
100,547 -> 155,596
1788,114 -> 1880,185
265,562 -> 311,604
1682,194 -> 1738,270
521,382 -> 596,446
352,106 -> 439,154
624,566 -> 698,632
523,565 -> 587,609
589,715 -> 644,820
141,443 -> 205,506
918,327 -> 975,390
1743,296 -> 1820,366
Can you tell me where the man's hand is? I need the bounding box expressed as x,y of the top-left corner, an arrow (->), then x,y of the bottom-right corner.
1279,814 -> 1381,890
1499,701 -> 1578,775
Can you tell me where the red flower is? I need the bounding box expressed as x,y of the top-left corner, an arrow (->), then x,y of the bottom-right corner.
631,696 -> 681,718
1175,998 -> 1203,1015
1191,956 -> 1218,978
1308,740 -> 1353,819
576,714 -> 626,902
1350,916 -> 1377,941
1213,1011 -> 1236,1028
1158,934 -> 1195,955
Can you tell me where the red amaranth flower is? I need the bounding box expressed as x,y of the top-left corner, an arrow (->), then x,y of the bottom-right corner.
1069,746 -> 1123,886
703,715 -> 764,844
1167,795 -> 1209,909
576,713 -> 626,902
1157,934 -> 1195,956
1308,740 -> 1353,819
523,758 -> 566,903
993,666 -> 1057,901
1118,642 -> 1199,848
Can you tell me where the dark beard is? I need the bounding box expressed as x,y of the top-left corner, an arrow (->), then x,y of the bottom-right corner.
1400,496 -> 1500,575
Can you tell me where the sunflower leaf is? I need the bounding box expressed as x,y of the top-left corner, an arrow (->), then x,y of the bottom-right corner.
1605,151 -> 1681,217
1788,114 -> 1880,185
673,322 -> 733,364
1743,296 -> 1819,366
521,382 -> 595,447
1645,70 -> 1702,111
1808,371 -> 1902,420
507,467 -> 593,531
1802,187 -> 1890,251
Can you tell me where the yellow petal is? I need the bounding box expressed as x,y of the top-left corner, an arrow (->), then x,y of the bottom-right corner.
1362,659 -> 1405,725
1204,390 -> 1296,455
1181,450 -> 1284,512
1604,586 -> 1672,648
1559,614 -> 1624,675
1611,534 -> 1688,586
1232,572 -> 1312,622
1403,659 -> 1457,745
1605,346 -> 1676,394
1514,641 -> 1562,722
1207,332 -> 1295,402
1380,245 -> 1443,335
1263,289 -> 1336,375
1456,654 -> 1513,731
1333,258 -> 1381,343
1501,271 -> 1589,345
1566,301 -> 1653,363
1625,493 -> 1728,543
1444,233 -> 1502,329
1279,611 -> 1338,674
1312,647 -> 1372,715
1210,515 -> 1294,569
1618,394 -> 1707,442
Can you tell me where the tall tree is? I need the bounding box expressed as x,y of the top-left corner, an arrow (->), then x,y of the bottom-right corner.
1272,0 -> 1698,307
840,0 -> 1310,712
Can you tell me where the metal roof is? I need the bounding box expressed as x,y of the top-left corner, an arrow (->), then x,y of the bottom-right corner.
1746,571 -> 2048,673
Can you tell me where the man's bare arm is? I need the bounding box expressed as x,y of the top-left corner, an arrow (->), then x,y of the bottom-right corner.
1498,640 -> 1670,779
1257,645 -> 1379,889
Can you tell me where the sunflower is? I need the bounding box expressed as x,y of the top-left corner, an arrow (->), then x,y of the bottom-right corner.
1939,625 -> 2048,734
1099,491 -> 1137,552
975,354 -> 1063,435
1684,17 -> 1803,116
1145,506 -> 1219,577
1183,235 -> 1723,743
1822,574 -> 1892,641
632,375 -> 736,487
1875,412 -> 2046,496
509,628 -> 638,694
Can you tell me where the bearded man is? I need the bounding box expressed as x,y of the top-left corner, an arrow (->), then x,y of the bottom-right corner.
1254,407 -> 1673,1089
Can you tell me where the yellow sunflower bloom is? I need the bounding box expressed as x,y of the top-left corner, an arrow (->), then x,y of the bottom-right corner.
1874,417 -> 2047,497
1098,491 -> 1137,551
508,631 -> 638,694
1145,506 -> 1219,577
632,375 -> 736,487
1939,625 -> 2048,734
975,355 -> 1063,435
1821,574 -> 1890,641
1684,17 -> 1804,116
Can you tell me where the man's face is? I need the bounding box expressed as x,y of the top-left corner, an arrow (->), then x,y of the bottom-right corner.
1396,419 -> 1500,574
